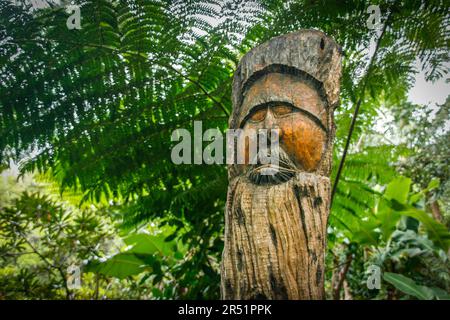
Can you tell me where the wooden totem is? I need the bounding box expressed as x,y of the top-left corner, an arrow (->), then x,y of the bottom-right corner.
221,30 -> 342,299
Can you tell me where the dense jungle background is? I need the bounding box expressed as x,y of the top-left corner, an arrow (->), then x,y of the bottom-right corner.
0,0 -> 449,299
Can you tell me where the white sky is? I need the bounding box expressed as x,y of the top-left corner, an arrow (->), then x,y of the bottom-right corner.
409,71 -> 449,106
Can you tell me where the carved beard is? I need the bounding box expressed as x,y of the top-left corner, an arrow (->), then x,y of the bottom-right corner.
221,172 -> 331,300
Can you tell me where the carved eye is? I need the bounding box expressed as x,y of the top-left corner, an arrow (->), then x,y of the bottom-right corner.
248,108 -> 267,123
272,105 -> 294,117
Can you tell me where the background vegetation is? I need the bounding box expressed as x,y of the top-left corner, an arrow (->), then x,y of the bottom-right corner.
0,0 -> 449,299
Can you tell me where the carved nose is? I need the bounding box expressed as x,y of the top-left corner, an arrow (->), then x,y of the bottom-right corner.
263,110 -> 283,140
263,109 -> 277,129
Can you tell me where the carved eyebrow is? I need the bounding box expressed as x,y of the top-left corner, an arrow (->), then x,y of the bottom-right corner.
239,101 -> 327,133
240,65 -> 328,108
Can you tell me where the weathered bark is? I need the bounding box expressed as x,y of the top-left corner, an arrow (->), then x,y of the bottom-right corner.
343,279 -> 353,300
222,174 -> 330,299
221,30 -> 342,299
426,192 -> 443,222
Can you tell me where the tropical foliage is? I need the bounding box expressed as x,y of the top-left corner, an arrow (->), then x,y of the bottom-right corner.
0,0 -> 449,299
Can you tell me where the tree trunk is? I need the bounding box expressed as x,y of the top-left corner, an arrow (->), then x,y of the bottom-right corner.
221,30 -> 342,299
343,279 -> 353,300
332,251 -> 352,300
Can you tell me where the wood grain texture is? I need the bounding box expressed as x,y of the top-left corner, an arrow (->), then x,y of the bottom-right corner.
221,174 -> 330,299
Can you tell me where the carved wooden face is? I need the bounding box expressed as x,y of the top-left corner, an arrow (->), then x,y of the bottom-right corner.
239,72 -> 328,183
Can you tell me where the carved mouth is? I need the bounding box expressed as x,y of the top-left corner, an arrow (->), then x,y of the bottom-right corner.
246,150 -> 297,185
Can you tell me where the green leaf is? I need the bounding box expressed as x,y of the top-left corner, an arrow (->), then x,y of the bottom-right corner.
164,233 -> 177,242
384,176 -> 411,204
352,217 -> 380,245
391,230 -> 436,252
410,178 -> 440,204
383,272 -> 435,300
124,233 -> 173,256
377,199 -> 401,241
409,192 -> 422,205
85,253 -> 147,279
430,287 -> 450,300
426,178 -> 440,191
398,209 -> 450,251
390,248 -> 424,262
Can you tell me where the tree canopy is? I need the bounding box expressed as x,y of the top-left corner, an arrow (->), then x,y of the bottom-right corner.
0,0 -> 449,299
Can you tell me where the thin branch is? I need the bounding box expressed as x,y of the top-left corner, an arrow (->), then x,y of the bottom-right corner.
18,232 -> 56,269
333,252 -> 353,300
17,230 -> 72,299
331,11 -> 393,206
